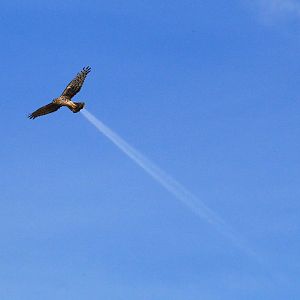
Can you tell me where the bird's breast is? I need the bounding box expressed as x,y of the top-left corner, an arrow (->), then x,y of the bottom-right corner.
53,96 -> 71,106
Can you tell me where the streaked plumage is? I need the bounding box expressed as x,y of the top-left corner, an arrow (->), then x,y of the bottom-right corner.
28,66 -> 91,119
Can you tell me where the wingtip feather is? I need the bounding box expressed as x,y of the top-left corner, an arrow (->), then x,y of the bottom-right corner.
83,66 -> 91,73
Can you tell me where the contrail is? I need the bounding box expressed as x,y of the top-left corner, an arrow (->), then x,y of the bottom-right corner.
81,109 -> 258,259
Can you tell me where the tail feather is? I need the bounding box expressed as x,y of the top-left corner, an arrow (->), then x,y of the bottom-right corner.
72,102 -> 85,113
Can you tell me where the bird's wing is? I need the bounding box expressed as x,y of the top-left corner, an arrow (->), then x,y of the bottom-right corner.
61,66 -> 91,98
28,102 -> 61,119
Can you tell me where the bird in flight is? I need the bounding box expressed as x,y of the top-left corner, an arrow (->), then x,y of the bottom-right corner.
28,66 -> 91,119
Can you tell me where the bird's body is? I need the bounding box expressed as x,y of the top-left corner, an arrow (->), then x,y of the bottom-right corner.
52,95 -> 85,113
28,66 -> 91,119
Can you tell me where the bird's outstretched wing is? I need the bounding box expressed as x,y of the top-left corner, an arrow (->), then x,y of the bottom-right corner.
61,66 -> 91,98
28,103 -> 61,119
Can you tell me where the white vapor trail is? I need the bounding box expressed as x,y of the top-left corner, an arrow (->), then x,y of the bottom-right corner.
81,109 -> 258,259
254,0 -> 300,19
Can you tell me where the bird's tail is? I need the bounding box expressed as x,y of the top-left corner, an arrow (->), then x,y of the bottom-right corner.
72,102 -> 85,113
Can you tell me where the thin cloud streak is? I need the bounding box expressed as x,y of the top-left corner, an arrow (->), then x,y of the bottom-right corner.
81,109 -> 260,260
253,0 -> 300,19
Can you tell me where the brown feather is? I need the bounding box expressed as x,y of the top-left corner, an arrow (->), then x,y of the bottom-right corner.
28,66 -> 91,120
28,102 -> 61,119
61,66 -> 91,98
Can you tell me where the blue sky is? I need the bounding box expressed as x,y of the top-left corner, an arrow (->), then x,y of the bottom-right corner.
1,0 -> 300,299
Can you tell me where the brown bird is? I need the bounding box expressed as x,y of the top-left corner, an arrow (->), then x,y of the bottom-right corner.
28,66 -> 91,119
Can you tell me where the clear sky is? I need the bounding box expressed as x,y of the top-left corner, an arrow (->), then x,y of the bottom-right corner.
1,1 -> 300,299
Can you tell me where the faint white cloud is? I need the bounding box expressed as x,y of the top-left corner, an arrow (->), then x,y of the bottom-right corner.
251,0 -> 300,22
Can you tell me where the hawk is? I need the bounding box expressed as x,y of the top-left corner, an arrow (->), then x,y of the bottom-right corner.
28,66 -> 91,119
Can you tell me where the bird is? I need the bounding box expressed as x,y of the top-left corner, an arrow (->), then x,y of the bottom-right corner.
28,66 -> 91,119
